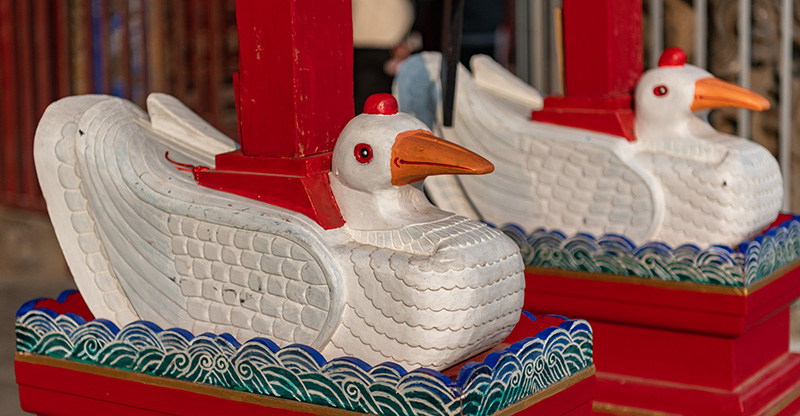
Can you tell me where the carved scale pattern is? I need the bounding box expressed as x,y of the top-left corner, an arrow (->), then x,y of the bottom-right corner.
395,52 -> 782,248
37,95 -> 339,349
168,216 -> 332,345
637,137 -> 783,247
396,53 -> 660,243
348,215 -> 501,255
325,232 -> 524,368
330,216 -> 526,369
35,94 -> 526,371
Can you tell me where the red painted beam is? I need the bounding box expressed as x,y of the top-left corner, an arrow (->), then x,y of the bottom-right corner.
16,357 -> 595,416
235,0 -> 353,158
196,0 -> 353,229
561,0 -> 642,99
531,0 -> 642,142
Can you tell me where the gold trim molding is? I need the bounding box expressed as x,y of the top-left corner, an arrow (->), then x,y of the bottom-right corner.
17,353 -> 596,416
526,258 -> 800,297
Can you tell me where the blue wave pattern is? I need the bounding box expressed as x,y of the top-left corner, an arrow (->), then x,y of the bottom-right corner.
16,305 -> 592,416
502,215 -> 800,287
741,216 -> 800,286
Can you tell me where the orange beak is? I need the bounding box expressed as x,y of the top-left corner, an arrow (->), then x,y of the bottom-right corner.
691,77 -> 770,112
390,129 -> 494,186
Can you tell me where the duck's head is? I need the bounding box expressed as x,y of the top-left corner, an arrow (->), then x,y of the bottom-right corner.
634,47 -> 770,142
330,93 -> 493,230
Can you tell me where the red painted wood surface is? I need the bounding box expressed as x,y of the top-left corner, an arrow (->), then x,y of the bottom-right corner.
32,292 -> 95,322
235,0 -> 353,159
525,262 -> 800,338
53,0 -> 71,98
524,262 -> 800,415
592,309 -> 788,390
561,0 -> 642,98
531,0 -> 642,142
596,353 -> 800,415
197,0 -> 353,230
199,160 -> 343,229
206,0 -> 222,128
32,0 -> 53,203
16,359 -> 338,416
20,1 -> 40,206
15,358 -> 594,416
1,0 -> 19,206
16,293 -> 595,415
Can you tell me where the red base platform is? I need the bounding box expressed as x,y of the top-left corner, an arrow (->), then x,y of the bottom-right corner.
15,293 -> 596,416
16,353 -> 595,416
524,261 -> 800,415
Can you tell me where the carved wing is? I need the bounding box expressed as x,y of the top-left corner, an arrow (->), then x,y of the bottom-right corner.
35,95 -> 343,348
397,53 -> 663,243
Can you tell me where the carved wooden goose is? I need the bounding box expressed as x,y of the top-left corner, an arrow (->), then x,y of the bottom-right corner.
394,49 -> 782,247
34,93 -> 525,371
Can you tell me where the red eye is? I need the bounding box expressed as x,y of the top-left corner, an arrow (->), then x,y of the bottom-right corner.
653,85 -> 668,97
354,143 -> 373,164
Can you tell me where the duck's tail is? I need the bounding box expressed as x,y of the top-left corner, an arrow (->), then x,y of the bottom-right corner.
146,93 -> 237,166
34,95 -> 141,324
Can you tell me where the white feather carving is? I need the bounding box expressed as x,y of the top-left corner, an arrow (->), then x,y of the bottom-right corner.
395,53 -> 782,247
34,93 -> 524,371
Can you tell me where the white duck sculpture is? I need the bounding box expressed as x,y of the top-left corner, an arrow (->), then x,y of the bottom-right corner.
34,93 -> 525,371
394,48 -> 783,247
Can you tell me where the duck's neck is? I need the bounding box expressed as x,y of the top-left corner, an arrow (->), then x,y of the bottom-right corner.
634,114 -> 731,162
636,111 -> 726,143
330,177 -> 450,231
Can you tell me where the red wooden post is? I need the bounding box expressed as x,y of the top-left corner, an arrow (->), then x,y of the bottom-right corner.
0,0 -> 18,206
235,0 -> 353,158
531,0 -> 643,141
198,0 -> 353,229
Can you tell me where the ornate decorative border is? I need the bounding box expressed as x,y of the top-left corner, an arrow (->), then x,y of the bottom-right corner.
16,293 -> 593,416
501,215 -> 800,287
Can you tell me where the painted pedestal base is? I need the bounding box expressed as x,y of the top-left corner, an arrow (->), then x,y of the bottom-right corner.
16,354 -> 595,416
15,292 -> 595,416
524,261 -> 800,415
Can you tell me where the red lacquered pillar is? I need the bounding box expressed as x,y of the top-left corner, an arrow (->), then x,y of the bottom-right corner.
198,0 -> 354,229
531,0 -> 643,141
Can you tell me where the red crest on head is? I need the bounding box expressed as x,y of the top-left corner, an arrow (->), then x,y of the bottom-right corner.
363,93 -> 399,115
658,47 -> 687,67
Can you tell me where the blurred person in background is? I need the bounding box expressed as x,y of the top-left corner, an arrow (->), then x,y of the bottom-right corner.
352,0 -> 420,113
352,0 -> 508,113
409,0 -> 509,69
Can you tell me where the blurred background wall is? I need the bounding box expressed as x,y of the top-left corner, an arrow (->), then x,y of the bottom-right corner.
2,0 -> 798,213
0,0 -> 240,212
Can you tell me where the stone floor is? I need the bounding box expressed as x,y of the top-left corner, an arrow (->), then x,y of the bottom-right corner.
1,207 -> 799,414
